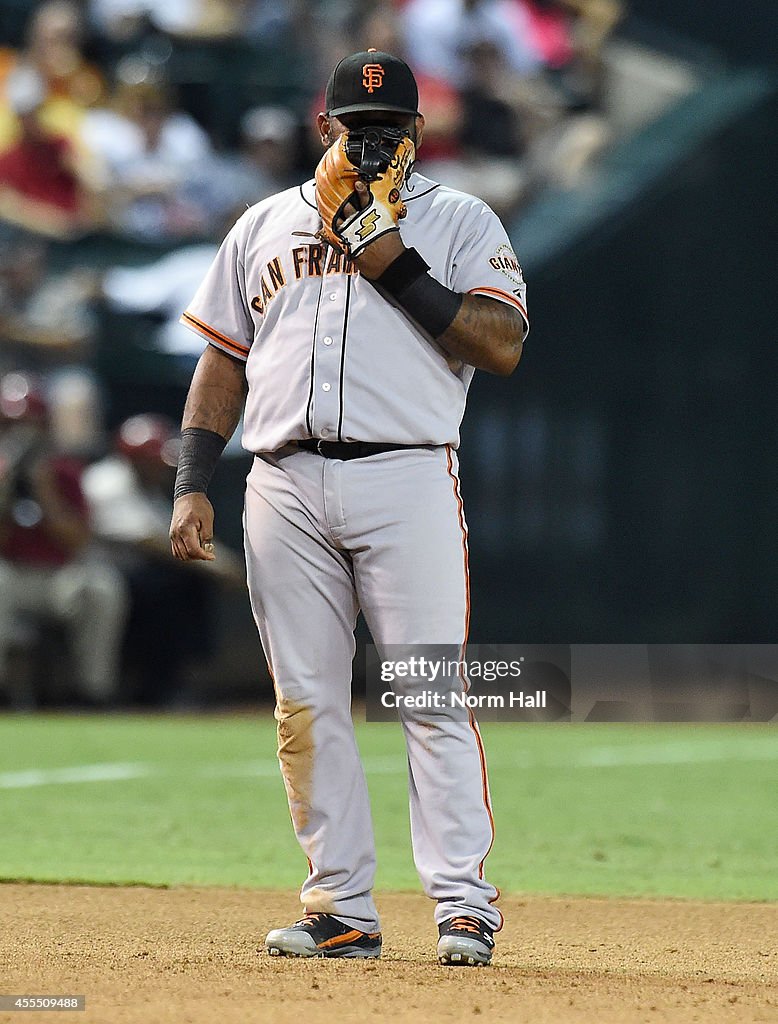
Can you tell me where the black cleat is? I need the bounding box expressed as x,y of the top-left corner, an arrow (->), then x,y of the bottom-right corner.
437,915 -> 494,966
265,912 -> 382,959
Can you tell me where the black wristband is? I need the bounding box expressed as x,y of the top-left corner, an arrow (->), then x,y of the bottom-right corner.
375,246 -> 430,294
173,427 -> 228,500
374,247 -> 463,339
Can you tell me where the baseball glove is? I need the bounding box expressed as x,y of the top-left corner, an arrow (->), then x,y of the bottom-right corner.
315,127 -> 416,258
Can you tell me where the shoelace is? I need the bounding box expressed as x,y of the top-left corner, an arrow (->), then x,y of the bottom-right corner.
296,912 -> 326,928
448,915 -> 484,935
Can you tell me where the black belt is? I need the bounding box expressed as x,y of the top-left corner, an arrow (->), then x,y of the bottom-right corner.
297,439 -> 426,460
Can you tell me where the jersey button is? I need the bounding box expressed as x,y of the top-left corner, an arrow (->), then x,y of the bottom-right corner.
321,382 -> 331,392
320,427 -> 331,437
329,293 -> 337,301
323,336 -> 333,346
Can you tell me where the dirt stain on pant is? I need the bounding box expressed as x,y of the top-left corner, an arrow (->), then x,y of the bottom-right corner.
275,697 -> 314,834
302,887 -> 337,914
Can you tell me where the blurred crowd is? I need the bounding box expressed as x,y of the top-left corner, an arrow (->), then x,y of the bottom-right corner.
0,371 -> 245,708
0,0 -> 627,708
0,0 -> 624,241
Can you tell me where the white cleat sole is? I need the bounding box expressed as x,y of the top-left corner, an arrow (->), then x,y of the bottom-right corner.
265,930 -> 320,958
267,946 -> 322,958
267,945 -> 380,959
265,931 -> 381,959
437,937 -> 492,967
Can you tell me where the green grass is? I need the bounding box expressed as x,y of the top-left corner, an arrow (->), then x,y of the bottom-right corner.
0,715 -> 775,900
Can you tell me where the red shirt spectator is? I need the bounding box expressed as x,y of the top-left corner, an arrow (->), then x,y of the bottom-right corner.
0,455 -> 88,568
522,0 -> 575,68
0,132 -> 79,214
0,64 -> 90,237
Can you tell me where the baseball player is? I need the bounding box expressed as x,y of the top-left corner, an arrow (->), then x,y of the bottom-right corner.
169,50 -> 528,966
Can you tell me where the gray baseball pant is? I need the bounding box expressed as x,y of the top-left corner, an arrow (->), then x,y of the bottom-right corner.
243,445 -> 501,934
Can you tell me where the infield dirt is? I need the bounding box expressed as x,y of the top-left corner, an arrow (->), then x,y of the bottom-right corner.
1,885 -> 775,1023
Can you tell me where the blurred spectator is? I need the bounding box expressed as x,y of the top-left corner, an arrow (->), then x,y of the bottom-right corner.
237,105 -> 301,192
0,371 -> 126,705
460,40 -> 527,157
0,233 -> 99,368
98,199 -> 267,362
519,0 -> 623,112
112,105 -> 304,237
79,57 -> 214,239
0,1 -> 106,153
551,0 -> 623,80
523,0 -> 576,68
402,0 -> 543,88
82,413 -> 244,705
101,242 -> 218,358
0,66 -> 103,239
89,0 -> 258,42
0,232 -> 104,460
244,0 -> 297,45
47,367 -> 104,458
509,1 -> 622,191
421,38 -> 530,216
450,3 -> 620,207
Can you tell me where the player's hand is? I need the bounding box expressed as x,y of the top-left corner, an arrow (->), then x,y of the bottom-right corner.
169,492 -> 216,562
336,182 -> 405,279
350,188 -> 406,279
314,131 -> 414,259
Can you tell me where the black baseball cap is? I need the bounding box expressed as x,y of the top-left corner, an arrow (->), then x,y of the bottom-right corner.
325,50 -> 420,118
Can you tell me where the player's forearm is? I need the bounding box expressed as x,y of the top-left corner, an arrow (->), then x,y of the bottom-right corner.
363,243 -> 524,376
437,294 -> 524,376
182,343 -> 247,439
173,345 -> 247,508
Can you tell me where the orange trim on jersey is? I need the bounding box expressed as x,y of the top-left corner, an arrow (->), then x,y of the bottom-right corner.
468,286 -> 528,323
445,446 -> 501,931
180,311 -> 250,358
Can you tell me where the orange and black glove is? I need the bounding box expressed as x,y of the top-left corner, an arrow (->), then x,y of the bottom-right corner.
315,127 -> 415,258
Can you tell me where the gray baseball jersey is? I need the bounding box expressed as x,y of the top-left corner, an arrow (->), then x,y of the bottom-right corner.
181,170 -> 528,937
181,172 -> 528,451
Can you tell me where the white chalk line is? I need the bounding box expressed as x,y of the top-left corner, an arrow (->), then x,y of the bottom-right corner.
0,762 -> 153,789
0,737 -> 775,790
564,738 -> 778,768
0,756 -> 403,789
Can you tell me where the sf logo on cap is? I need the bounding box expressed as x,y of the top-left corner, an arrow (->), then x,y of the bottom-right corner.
362,63 -> 384,93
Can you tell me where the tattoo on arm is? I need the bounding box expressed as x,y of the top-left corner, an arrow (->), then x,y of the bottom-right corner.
439,294 -> 525,375
182,345 -> 248,440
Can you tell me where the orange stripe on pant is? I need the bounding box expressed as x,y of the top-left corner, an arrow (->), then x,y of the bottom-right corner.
445,446 -> 501,929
